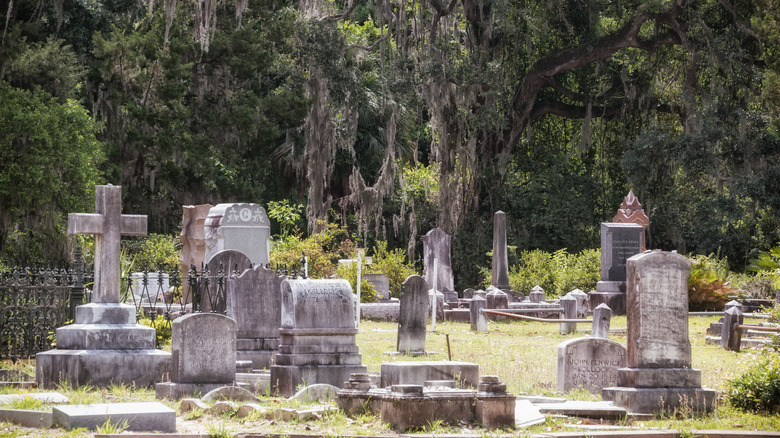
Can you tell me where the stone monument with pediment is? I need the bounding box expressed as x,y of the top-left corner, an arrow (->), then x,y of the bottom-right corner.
204,203 -> 271,267
36,185 -> 170,388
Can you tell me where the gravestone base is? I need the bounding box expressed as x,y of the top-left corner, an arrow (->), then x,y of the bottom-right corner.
236,337 -> 279,370
601,386 -> 716,414
155,382 -> 238,400
36,304 -> 171,388
36,349 -> 171,388
52,402 -> 175,432
588,281 -> 626,315
270,364 -> 367,397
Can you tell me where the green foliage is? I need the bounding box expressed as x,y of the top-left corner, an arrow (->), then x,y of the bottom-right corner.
268,200 -> 305,239
727,353 -> 780,414
367,241 -> 418,298
500,249 -> 600,297
124,234 -> 181,272
688,254 -> 737,311
747,246 -> 780,290
335,260 -> 379,303
137,314 -> 173,348
0,83 -> 103,261
95,418 -> 129,434
270,222 -> 356,278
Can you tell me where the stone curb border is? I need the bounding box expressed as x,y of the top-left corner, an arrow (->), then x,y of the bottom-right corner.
92,431 -> 780,438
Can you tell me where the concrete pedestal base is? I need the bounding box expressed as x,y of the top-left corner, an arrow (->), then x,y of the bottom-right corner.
270,364 -> 367,397
601,386 -> 717,414
236,350 -> 275,370
36,349 -> 171,388
589,281 -> 626,315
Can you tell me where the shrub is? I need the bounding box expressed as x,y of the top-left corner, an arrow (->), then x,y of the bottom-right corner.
270,221 -> 356,279
367,241 -> 418,298
726,352 -> 780,413
497,248 -> 600,297
335,261 -> 379,302
125,234 -> 181,272
688,253 -> 736,311
137,314 -> 173,348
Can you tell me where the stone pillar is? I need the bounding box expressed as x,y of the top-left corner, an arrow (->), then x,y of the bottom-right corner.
591,303 -> 612,339
470,296 -> 487,333
559,295 -> 577,334
491,211 -> 510,290
720,306 -> 744,352
529,285 -> 545,303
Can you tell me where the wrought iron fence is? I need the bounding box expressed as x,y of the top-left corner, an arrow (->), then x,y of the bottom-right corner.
1,253 -> 305,358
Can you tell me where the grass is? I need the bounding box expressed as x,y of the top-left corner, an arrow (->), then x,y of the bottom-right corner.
1,314 -> 780,436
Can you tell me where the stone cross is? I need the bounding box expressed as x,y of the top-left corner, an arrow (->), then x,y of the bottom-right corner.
67,185 -> 147,304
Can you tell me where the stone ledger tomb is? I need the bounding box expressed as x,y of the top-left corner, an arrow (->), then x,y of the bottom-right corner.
227,265 -> 284,369
602,251 -> 716,413
588,223 -> 643,315
155,313 -> 237,399
270,279 -> 367,396
37,185 -> 170,388
205,203 -> 271,267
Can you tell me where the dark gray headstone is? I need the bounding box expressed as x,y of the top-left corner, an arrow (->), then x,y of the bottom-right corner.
170,313 -> 236,384
364,273 -> 391,300
397,276 -> 429,354
601,223 -> 643,283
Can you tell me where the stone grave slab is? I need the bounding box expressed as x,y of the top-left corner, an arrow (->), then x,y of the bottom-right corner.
380,361 -> 479,388
514,399 -> 545,428
535,400 -> 628,420
53,402 -> 176,432
0,392 -> 69,404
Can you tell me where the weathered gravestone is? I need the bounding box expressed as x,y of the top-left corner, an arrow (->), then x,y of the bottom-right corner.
557,337 -> 626,394
491,211 -> 510,291
529,285 -> 546,303
200,249 -> 253,313
227,265 -> 283,368
588,223 -> 643,315
397,276 -> 429,354
180,204 -> 213,302
364,273 -> 391,301
602,251 -> 716,413
37,185 -> 170,388
270,279 -> 367,396
155,313 -> 237,399
205,203 -> 271,267
421,228 -> 457,301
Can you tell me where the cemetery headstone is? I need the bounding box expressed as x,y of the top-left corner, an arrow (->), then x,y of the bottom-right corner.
204,203 -> 271,267
421,228 -> 457,301
200,249 -> 253,313
588,223 -> 643,315
557,337 -> 626,394
463,288 -> 475,299
602,251 -> 716,413
180,204 -> 213,302
591,303 -> 612,339
559,295 -> 577,334
364,273 -> 391,301
529,285 -> 545,303
270,279 -> 367,396
567,289 -> 589,317
397,276 -> 429,354
155,313 -> 237,399
37,185 -> 170,388
491,211 -> 510,290
612,190 -> 650,232
227,265 -> 284,368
